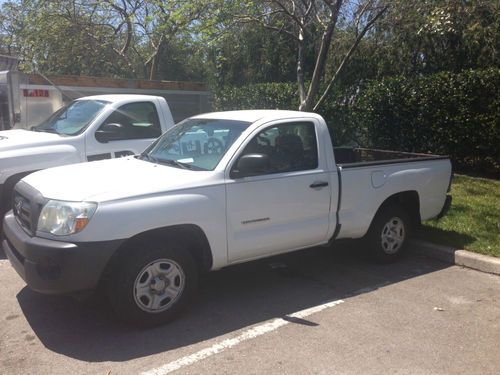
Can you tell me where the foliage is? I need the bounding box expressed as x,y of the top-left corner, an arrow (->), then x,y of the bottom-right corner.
213,82 -> 298,111
229,0 -> 388,111
214,69 -> 500,175
372,0 -> 500,75
0,0 -> 499,175
209,0 -> 499,110
205,23 -> 297,89
1,0 -> 498,86
0,1 -> 23,56
420,175 -> 500,257
354,68 -> 500,175
127,0 -> 217,80
15,0 -> 130,76
214,81 -> 360,146
0,0 -> 217,80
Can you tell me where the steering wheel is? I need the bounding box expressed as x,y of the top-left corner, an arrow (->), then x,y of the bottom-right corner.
205,138 -> 224,154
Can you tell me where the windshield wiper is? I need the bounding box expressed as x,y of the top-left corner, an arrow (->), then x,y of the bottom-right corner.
158,159 -> 193,170
137,153 -> 159,163
138,153 -> 205,170
32,127 -> 58,133
138,154 -> 190,169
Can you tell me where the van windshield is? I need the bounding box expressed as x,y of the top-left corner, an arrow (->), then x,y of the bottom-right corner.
140,118 -> 251,171
32,100 -> 109,135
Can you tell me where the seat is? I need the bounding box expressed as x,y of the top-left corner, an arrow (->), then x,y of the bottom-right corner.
273,133 -> 304,171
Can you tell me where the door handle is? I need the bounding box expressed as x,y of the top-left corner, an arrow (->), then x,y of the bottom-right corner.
309,181 -> 329,188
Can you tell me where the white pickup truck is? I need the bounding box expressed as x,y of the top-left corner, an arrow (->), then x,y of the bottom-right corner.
2,110 -> 452,327
0,94 -> 174,219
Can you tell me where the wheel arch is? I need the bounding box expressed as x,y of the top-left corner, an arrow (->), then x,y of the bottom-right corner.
100,224 -> 214,285
1,170 -> 38,211
370,190 -> 421,231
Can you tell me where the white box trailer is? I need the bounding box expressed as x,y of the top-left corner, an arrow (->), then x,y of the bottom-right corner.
0,69 -> 211,130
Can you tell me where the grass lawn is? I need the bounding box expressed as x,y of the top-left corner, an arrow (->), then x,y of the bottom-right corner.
419,174 -> 499,257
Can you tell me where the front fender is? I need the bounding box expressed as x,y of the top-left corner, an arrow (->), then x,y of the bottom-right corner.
38,185 -> 228,269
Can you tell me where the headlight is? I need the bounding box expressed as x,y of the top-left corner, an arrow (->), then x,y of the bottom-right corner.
37,200 -> 97,236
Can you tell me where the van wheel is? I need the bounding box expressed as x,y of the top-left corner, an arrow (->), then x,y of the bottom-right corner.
106,241 -> 198,327
366,205 -> 411,263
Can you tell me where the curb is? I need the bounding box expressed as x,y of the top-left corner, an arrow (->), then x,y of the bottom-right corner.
409,239 -> 500,276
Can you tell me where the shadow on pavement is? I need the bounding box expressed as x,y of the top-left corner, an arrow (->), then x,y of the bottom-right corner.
17,242 -> 450,362
418,225 -> 475,250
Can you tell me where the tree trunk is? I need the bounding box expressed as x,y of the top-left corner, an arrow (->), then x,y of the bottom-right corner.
297,28 -> 307,110
148,37 -> 166,80
299,0 -> 343,111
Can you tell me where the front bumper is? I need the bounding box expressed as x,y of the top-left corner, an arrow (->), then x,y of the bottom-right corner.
2,212 -> 123,294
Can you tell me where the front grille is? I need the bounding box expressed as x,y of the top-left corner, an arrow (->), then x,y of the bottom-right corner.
11,181 -> 47,235
13,192 -> 33,232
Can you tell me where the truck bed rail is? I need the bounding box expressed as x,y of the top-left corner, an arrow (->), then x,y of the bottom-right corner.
334,147 -> 449,169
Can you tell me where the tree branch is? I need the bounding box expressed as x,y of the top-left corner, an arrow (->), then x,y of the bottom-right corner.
313,4 -> 388,111
300,0 -> 343,111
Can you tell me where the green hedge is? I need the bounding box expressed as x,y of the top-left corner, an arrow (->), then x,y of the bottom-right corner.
214,69 -> 500,175
354,69 -> 499,176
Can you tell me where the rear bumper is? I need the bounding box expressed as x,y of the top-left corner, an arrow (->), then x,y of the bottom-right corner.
437,195 -> 452,219
2,212 -> 123,294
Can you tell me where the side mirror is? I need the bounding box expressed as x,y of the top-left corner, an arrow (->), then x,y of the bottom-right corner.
231,154 -> 269,179
95,123 -> 125,143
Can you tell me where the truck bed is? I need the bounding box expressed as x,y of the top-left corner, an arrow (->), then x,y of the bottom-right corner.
333,147 -> 449,168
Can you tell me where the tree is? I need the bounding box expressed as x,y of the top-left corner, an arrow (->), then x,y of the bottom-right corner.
1,0 -> 133,77
236,0 -> 387,111
0,1 -> 25,56
0,0 -> 217,80
359,0 -> 500,77
205,22 -> 297,88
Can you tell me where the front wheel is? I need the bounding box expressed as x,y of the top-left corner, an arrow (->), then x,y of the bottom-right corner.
106,241 -> 198,327
365,205 -> 412,263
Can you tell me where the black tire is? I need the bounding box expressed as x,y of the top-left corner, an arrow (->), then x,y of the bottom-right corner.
0,181 -> 15,216
365,205 -> 412,263
1,172 -> 33,222
106,240 -> 198,327
0,183 -> 15,235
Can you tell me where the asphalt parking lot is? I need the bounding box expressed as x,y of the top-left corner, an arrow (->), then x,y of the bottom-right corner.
1,243 -> 499,375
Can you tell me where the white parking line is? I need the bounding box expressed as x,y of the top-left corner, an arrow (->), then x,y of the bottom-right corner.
141,299 -> 345,375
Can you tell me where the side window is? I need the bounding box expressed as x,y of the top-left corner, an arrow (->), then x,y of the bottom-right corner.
98,102 -> 161,141
237,122 -> 318,175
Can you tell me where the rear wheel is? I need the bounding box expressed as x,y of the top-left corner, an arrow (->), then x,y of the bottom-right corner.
106,240 -> 198,327
365,205 -> 412,263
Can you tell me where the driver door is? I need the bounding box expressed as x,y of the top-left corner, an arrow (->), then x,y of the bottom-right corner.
85,101 -> 162,161
225,120 -> 333,262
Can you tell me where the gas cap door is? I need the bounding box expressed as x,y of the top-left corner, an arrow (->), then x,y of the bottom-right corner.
371,170 -> 387,188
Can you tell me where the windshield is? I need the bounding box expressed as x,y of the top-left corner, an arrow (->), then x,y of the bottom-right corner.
33,100 -> 109,135
141,118 -> 251,170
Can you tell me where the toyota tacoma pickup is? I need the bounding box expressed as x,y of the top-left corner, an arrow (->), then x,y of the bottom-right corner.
2,110 -> 452,326
0,94 -> 174,220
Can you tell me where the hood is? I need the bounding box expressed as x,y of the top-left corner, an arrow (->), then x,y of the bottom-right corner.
0,129 -> 66,152
22,157 -> 215,202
